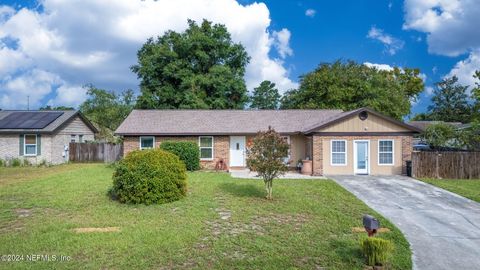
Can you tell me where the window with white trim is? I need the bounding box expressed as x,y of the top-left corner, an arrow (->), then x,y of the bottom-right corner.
378,140 -> 394,165
199,136 -> 213,160
139,136 -> 155,150
331,140 -> 346,165
79,135 -> 84,143
71,135 -> 76,143
24,134 -> 37,156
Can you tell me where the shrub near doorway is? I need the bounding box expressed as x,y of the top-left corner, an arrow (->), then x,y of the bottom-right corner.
110,149 -> 187,204
159,141 -> 200,171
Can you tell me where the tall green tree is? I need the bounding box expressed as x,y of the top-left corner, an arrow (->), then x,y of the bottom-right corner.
79,85 -> 135,142
132,19 -> 250,109
249,80 -> 280,109
427,76 -> 471,123
280,60 -> 424,119
472,70 -> 480,121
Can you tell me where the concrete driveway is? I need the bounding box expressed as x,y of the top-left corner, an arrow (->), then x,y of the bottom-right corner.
330,175 -> 480,270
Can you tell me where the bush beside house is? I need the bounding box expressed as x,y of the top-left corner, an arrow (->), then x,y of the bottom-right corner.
159,141 -> 200,171
110,149 -> 187,205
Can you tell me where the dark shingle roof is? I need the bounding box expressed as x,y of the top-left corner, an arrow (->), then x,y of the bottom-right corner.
115,109 -> 344,135
0,110 -> 97,134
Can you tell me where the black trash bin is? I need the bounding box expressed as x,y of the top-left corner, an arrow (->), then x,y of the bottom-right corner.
406,160 -> 412,177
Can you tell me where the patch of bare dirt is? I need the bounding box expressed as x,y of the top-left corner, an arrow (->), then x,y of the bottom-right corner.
351,227 -> 391,233
73,227 -> 120,233
14,208 -> 32,218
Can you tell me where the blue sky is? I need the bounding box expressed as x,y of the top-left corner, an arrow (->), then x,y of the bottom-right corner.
0,0 -> 479,118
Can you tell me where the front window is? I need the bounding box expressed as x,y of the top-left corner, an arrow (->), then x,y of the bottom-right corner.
24,134 -> 37,156
331,140 -> 346,165
199,136 -> 213,160
140,136 -> 155,150
378,140 -> 394,165
79,135 -> 83,143
71,135 -> 76,143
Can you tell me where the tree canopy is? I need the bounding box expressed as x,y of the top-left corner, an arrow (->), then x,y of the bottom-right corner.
280,60 -> 424,119
132,19 -> 250,109
427,76 -> 471,123
79,85 -> 135,142
249,80 -> 280,109
39,105 -> 74,111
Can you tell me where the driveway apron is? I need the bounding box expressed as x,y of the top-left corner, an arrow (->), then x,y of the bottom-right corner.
330,175 -> 480,270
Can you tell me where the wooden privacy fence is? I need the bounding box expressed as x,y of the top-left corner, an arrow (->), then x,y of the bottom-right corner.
69,143 -> 123,163
412,151 -> 480,179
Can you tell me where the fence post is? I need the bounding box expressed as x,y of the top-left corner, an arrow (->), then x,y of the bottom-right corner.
435,152 -> 440,179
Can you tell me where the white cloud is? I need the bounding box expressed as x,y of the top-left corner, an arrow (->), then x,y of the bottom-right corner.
0,0 -> 298,108
305,9 -> 316,17
272,28 -> 293,59
425,86 -> 435,96
363,62 -> 394,71
48,85 -> 87,108
0,69 -> 61,109
403,1 -> 480,92
367,26 -> 405,55
446,49 -> 480,92
403,0 -> 479,57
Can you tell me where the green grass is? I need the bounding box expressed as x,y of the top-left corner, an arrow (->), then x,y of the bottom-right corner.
420,178 -> 480,203
0,164 -> 412,269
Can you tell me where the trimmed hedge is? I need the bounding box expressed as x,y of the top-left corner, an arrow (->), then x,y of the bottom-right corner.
159,141 -> 200,171
110,149 -> 187,205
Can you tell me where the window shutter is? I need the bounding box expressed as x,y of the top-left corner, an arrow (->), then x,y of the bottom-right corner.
19,134 -> 24,156
37,135 -> 42,156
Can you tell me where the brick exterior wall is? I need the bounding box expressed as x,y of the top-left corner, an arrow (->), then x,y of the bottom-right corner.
401,136 -> 413,175
312,135 -> 323,176
123,136 -> 230,170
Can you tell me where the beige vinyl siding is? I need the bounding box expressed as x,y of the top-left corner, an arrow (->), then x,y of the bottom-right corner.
322,136 -> 403,175
318,113 -> 411,133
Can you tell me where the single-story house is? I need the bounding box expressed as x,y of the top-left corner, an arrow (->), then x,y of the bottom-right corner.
0,110 -> 97,165
115,108 -> 421,175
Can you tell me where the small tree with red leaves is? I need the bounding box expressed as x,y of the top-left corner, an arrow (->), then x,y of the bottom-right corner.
247,127 -> 289,200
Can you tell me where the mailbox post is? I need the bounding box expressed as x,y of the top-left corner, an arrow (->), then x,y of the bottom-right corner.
363,214 -> 380,237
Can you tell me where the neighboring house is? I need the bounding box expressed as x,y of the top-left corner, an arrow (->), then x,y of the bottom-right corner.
0,110 -> 97,164
115,108 -> 421,176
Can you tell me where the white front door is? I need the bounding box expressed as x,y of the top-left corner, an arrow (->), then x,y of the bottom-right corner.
230,136 -> 246,167
354,140 -> 369,175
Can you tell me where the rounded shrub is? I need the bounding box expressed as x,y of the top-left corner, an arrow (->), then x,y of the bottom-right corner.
159,141 -> 200,171
111,149 -> 187,205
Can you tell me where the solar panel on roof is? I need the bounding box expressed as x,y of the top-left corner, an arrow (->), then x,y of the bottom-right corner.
0,112 -> 64,129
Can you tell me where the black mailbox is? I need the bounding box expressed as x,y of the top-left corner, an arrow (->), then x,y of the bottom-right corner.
363,214 -> 379,230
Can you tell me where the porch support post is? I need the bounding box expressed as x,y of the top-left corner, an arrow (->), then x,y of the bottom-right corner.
312,135 -> 323,176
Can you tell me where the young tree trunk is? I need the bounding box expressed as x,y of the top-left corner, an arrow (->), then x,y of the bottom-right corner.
264,179 -> 273,200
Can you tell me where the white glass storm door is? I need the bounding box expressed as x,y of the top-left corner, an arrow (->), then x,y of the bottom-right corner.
229,136 -> 246,167
354,141 -> 369,174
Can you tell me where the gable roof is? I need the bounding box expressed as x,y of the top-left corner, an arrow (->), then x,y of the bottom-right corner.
115,108 -> 420,136
0,110 -> 98,134
304,107 -> 423,134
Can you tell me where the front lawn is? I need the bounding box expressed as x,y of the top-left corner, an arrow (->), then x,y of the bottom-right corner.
0,164 -> 411,269
420,178 -> 480,203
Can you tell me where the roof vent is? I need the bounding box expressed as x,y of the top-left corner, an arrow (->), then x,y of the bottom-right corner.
359,111 -> 368,121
